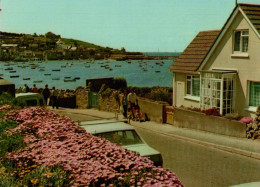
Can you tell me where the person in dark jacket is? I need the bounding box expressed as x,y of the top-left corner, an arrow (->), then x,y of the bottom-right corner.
42,84 -> 51,105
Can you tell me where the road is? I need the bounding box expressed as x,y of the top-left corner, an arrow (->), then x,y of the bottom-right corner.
51,108 -> 260,187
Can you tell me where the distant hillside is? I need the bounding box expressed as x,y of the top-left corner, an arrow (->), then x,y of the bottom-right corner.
60,38 -> 106,50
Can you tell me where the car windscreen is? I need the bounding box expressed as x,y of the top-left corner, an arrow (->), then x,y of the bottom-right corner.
95,130 -> 143,146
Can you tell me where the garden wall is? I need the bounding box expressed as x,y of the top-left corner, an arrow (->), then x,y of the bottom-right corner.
173,108 -> 247,138
75,87 -> 89,109
138,98 -> 169,123
99,92 -> 120,113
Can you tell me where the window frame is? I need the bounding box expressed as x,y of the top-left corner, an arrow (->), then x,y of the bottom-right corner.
233,30 -> 249,54
248,81 -> 260,108
186,75 -> 200,98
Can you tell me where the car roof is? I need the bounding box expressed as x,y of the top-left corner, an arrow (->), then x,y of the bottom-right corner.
80,120 -> 134,134
15,92 -> 42,98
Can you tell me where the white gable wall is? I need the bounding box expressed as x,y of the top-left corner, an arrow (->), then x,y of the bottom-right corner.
202,12 -> 260,116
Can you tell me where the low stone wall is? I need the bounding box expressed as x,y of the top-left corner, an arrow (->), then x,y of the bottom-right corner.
99,91 -> 120,113
173,108 -> 247,138
75,87 -> 89,109
247,106 -> 260,139
138,98 -> 169,123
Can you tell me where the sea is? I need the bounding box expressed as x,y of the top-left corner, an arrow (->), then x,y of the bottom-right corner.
0,59 -> 174,90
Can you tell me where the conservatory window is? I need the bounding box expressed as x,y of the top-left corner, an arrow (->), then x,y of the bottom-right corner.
234,30 -> 248,53
249,81 -> 260,107
186,75 -> 200,97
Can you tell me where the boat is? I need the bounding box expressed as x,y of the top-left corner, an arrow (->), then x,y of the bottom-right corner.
10,75 -> 19,78
23,78 -> 30,80
9,70 -> 16,73
64,78 -> 76,82
5,67 -> 13,71
128,61 -> 131,64
64,76 -> 71,79
44,73 -> 51,76
155,70 -> 161,73
109,68 -> 113,71
52,69 -> 61,71
74,77 -> 80,80
33,80 -> 43,83
52,77 -> 60,80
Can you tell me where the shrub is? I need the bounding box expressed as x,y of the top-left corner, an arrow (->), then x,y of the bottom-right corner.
203,108 -> 221,116
112,77 -> 127,90
240,117 -> 253,124
0,93 -> 16,106
224,113 -> 240,120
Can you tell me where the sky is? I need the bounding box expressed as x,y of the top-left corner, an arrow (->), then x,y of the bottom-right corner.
1,0 -> 260,52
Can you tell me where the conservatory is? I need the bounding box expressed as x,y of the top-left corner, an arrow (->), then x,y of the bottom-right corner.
200,70 -> 237,115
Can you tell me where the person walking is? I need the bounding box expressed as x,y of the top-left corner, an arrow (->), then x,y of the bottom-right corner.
42,84 -> 51,105
32,84 -> 38,93
51,86 -> 59,109
127,88 -> 138,119
122,90 -> 128,118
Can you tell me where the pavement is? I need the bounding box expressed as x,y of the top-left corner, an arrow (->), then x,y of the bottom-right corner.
50,107 -> 260,160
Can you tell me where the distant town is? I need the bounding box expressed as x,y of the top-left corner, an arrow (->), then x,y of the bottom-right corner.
0,31 -> 177,61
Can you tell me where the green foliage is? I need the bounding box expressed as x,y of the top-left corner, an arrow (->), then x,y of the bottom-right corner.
148,87 -> 171,103
0,164 -> 69,187
0,120 -> 25,157
127,86 -> 172,105
224,113 -> 240,120
112,77 -> 127,90
99,84 -> 113,97
0,93 -> 16,106
45,32 -> 61,40
61,38 -> 104,49
19,166 -> 69,187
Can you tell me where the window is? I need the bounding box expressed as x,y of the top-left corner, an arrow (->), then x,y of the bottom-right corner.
186,75 -> 200,97
234,30 -> 248,53
249,82 -> 260,107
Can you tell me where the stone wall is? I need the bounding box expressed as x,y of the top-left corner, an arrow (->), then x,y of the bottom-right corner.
173,107 -> 247,138
75,87 -> 89,109
99,91 -> 121,113
247,106 -> 260,139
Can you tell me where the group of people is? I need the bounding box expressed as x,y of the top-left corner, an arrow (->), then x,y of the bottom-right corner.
22,84 -> 38,93
122,89 -> 144,121
42,84 -> 59,109
22,84 -> 59,109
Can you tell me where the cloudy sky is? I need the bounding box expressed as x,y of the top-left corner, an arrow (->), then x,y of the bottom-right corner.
1,0 -> 260,52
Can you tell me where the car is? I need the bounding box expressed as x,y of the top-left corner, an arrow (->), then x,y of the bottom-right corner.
79,119 -> 163,166
15,92 -> 45,107
229,182 -> 260,187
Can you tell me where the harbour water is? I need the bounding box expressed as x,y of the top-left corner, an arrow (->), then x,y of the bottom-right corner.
0,59 -> 174,90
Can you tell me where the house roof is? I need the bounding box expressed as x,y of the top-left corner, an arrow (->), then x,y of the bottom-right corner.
239,3 -> 260,35
170,30 -> 220,72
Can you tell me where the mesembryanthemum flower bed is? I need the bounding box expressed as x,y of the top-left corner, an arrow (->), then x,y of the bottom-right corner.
4,107 -> 183,186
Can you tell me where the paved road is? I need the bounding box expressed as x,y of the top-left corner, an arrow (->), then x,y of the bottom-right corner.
135,127 -> 260,187
51,108 -> 260,187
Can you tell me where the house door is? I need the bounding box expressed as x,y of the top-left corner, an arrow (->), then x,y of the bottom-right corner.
88,91 -> 99,109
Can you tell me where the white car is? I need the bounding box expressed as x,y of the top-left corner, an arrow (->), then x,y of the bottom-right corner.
229,182 -> 260,187
79,119 -> 163,166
